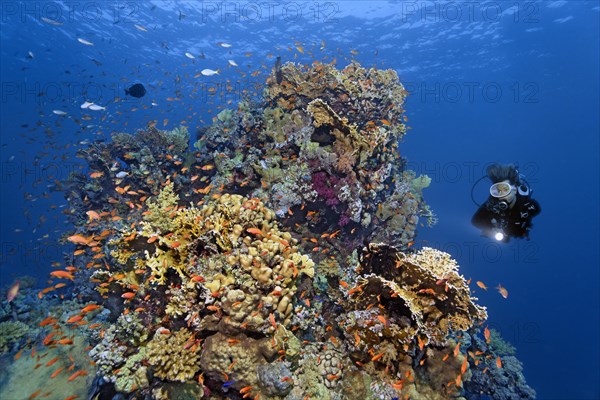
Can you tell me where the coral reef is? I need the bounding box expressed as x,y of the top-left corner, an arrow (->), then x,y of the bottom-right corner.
109,189 -> 314,335
462,329 -> 536,399
49,60 -> 536,400
89,324 -> 128,377
0,332 -> 93,400
195,61 -> 431,252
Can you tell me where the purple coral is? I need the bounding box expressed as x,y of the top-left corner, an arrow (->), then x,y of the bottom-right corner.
338,213 -> 351,227
311,172 -> 340,206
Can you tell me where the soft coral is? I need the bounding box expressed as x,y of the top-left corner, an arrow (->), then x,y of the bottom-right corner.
311,171 -> 340,206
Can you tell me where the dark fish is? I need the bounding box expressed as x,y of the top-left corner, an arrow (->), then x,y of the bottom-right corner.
125,83 -> 146,98
275,56 -> 282,84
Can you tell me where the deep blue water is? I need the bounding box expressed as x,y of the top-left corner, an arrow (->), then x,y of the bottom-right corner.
1,1 -> 598,399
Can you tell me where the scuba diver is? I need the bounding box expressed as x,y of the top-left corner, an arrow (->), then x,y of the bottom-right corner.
471,163 -> 541,242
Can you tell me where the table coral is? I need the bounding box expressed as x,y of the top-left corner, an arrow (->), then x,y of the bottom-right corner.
348,245 -> 487,348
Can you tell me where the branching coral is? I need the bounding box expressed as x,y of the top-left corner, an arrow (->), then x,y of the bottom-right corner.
143,181 -> 181,233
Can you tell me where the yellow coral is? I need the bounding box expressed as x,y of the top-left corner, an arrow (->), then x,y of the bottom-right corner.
146,328 -> 200,382
110,190 -> 314,332
143,182 -> 180,233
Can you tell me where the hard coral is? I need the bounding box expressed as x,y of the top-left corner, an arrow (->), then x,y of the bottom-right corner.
147,328 -> 200,382
110,190 -> 315,332
199,331 -> 277,391
114,348 -> 149,393
353,245 -> 487,346
192,60 -> 426,250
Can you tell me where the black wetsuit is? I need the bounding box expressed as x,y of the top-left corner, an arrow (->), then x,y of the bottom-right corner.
472,194 -> 541,241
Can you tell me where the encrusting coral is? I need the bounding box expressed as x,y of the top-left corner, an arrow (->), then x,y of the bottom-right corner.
114,348 -> 150,393
199,331 -> 278,392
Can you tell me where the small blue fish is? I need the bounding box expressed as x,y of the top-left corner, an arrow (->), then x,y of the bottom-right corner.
222,381 -> 236,388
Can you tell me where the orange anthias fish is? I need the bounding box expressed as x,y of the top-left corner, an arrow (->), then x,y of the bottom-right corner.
476,281 -> 488,290
496,356 -> 503,368
50,366 -> 65,378
66,315 -> 83,324
67,234 -> 91,245
246,228 -> 263,236
67,370 -> 88,381
86,210 -> 100,221
417,335 -> 425,351
81,304 -> 101,313
484,326 -> 491,343
496,285 -> 509,299
268,313 -> 277,329
39,316 -> 58,326
455,373 -> 462,387
453,343 -> 460,357
50,271 -> 74,280
7,280 -> 20,302
89,171 -> 103,178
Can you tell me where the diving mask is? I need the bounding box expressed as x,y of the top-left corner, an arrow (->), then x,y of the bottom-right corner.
490,182 -> 514,199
